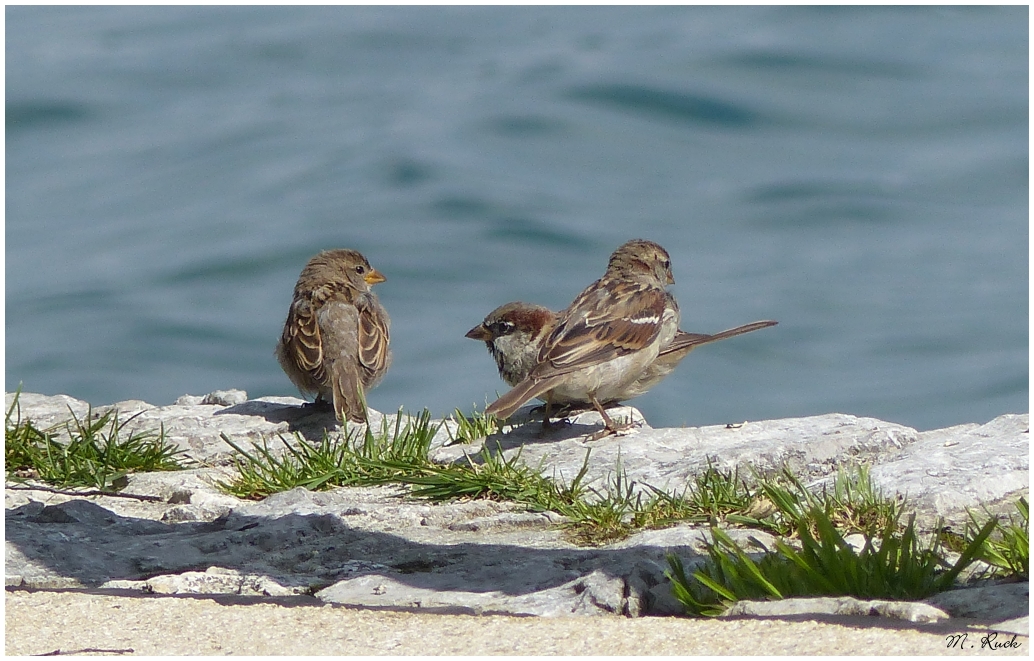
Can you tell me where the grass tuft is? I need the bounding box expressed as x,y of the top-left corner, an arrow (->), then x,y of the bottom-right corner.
5,390 -> 186,491
750,466 -> 903,538
445,406 -> 500,446
216,408 -> 442,499
962,498 -> 1029,580
666,507 -> 999,617
561,459 -> 638,545
399,444 -> 587,510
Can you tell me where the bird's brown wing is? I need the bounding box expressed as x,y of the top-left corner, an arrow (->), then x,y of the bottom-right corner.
283,298 -> 326,384
356,294 -> 391,386
531,279 -> 667,379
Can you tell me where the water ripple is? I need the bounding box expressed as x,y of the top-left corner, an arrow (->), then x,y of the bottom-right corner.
746,180 -> 895,204
161,249 -> 314,285
6,100 -> 94,131
721,51 -> 919,80
485,114 -> 567,137
488,216 -> 588,248
566,83 -> 764,128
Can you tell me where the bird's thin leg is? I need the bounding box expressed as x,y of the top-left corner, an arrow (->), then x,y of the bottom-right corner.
541,396 -> 555,430
588,395 -> 632,441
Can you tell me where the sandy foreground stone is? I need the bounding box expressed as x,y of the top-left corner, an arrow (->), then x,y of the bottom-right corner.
4,589 -> 1028,656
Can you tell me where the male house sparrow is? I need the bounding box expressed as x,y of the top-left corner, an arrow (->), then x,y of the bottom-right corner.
464,302 -> 558,388
484,239 -> 678,436
467,301 -> 776,405
276,249 -> 391,424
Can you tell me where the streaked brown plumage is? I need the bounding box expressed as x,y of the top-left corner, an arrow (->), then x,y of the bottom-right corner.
484,239 -> 677,435
276,249 -> 391,424
467,299 -> 776,406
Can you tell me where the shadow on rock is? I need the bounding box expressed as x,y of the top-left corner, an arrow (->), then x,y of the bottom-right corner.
216,399 -> 340,442
4,495 -> 695,616
481,405 -> 648,453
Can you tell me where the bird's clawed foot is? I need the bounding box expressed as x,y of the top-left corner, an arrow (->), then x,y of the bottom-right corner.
587,420 -> 636,442
586,397 -> 637,441
540,417 -> 572,433
304,396 -> 334,412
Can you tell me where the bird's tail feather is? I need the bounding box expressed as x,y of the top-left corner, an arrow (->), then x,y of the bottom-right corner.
485,376 -> 561,420
664,320 -> 777,354
331,362 -> 368,424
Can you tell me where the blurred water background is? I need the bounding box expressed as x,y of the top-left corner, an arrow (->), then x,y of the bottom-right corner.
6,6 -> 1028,431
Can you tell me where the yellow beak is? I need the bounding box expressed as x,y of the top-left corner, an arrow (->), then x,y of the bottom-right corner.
364,269 -> 386,285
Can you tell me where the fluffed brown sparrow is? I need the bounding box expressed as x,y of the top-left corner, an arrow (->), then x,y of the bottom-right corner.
276,249 -> 391,424
467,300 -> 776,406
484,239 -> 678,437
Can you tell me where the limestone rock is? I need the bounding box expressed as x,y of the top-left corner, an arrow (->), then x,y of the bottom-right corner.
867,414 -> 1029,527
469,409 -> 920,497
201,390 -> 249,407
4,392 -> 91,430
988,616 -> 1029,637
722,596 -> 951,623
924,582 -> 1029,622
4,391 -> 1028,621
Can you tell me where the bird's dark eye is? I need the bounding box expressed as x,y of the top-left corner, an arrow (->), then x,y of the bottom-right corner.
489,320 -> 516,335
662,259 -> 670,270
355,265 -> 365,274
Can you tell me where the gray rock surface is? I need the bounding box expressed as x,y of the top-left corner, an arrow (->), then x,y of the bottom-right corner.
925,582 -> 1030,622
4,391 -> 1028,628
452,408 -> 921,487
868,414 -> 1029,525
723,596 -> 951,623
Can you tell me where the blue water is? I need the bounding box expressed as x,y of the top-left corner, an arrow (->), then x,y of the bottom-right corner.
6,6 -> 1028,431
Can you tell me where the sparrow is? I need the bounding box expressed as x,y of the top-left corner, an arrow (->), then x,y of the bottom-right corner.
464,301 -> 557,388
467,300 -> 776,405
484,239 -> 678,437
276,249 -> 391,424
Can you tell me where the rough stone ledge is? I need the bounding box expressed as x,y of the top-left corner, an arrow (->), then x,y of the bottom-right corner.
722,595 -> 951,623
4,391 -> 1028,628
